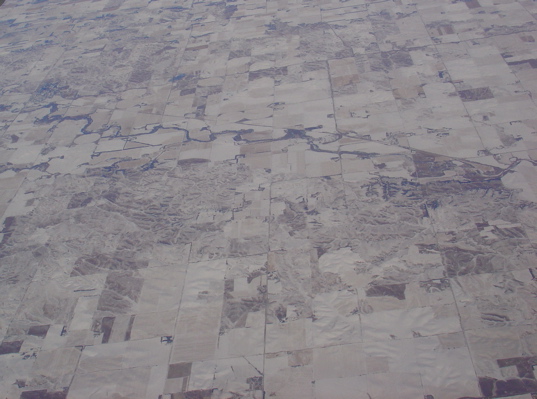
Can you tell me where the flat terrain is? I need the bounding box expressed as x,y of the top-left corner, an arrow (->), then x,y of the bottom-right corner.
1,0 -> 537,397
